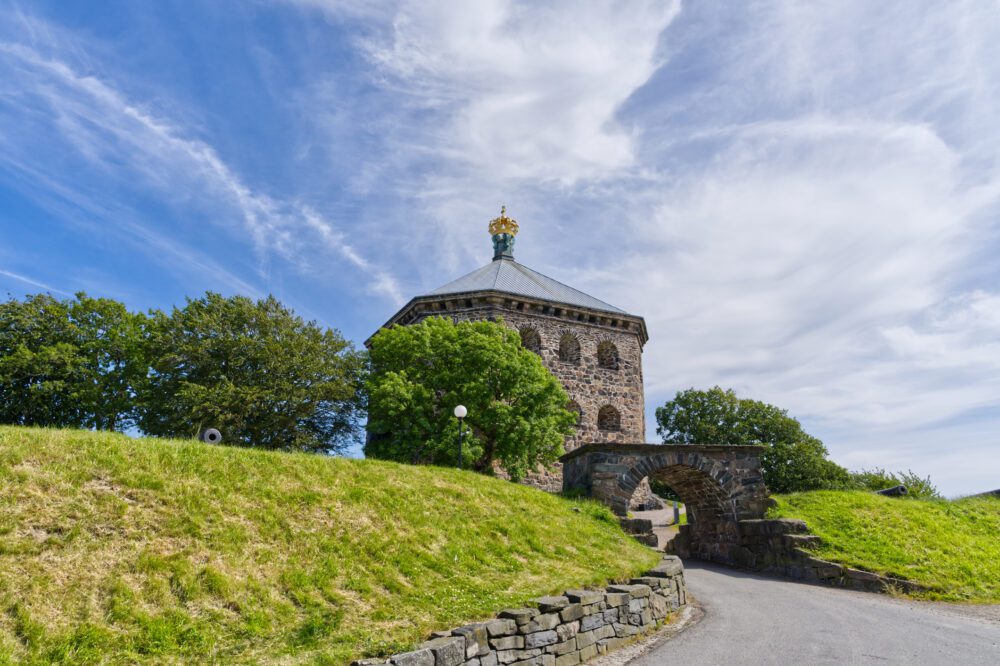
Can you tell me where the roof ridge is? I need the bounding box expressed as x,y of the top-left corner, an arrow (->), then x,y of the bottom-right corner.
426,258 -> 627,315
508,259 -> 620,311
502,259 -> 623,313
490,259 -> 502,290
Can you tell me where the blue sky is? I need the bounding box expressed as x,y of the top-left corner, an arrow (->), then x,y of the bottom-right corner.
1,1 -> 998,496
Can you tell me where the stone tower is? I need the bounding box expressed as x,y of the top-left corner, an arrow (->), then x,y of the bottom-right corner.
372,207 -> 650,491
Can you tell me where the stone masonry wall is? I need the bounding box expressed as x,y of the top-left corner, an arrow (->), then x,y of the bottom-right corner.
732,519 -> 926,593
352,554 -> 687,666
562,444 -> 770,564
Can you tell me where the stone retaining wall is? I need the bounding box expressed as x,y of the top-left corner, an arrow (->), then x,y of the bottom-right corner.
618,518 -> 659,548
732,519 -> 925,593
352,554 -> 687,666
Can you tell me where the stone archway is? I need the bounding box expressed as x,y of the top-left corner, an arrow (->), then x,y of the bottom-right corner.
561,443 -> 770,564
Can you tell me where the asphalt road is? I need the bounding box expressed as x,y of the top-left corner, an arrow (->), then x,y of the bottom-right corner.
630,562 -> 1000,666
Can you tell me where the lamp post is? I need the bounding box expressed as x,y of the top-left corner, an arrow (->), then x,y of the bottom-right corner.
453,405 -> 467,469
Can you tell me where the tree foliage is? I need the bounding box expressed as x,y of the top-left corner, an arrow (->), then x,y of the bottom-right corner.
655,386 -> 851,493
0,293 -> 147,430
139,293 -> 363,452
0,291 -> 363,452
364,316 -> 576,480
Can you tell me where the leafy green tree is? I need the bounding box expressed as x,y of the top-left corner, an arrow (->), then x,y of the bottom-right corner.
655,386 -> 851,493
69,293 -> 149,430
0,294 -> 83,427
364,316 -> 576,480
0,293 -> 147,430
139,293 -> 363,452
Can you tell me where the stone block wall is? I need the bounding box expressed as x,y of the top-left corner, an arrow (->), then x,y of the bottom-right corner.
352,554 -> 687,666
733,519 -> 925,593
618,518 -> 659,547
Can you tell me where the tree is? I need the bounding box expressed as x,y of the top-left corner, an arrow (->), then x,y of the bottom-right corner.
655,386 -> 851,493
364,316 -> 576,480
0,293 -> 147,430
68,293 -> 149,431
0,294 -> 84,427
139,293 -> 363,452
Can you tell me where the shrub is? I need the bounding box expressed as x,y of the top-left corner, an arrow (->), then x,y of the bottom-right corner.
849,468 -> 940,499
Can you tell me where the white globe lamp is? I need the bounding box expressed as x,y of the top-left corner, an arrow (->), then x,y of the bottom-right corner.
453,405 -> 468,468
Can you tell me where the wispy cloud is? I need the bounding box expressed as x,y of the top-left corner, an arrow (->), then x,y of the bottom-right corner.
0,27 -> 401,303
355,0 -> 680,184
0,150 -> 264,299
294,0 -> 678,178
587,1 -> 1000,494
0,269 -> 70,296
287,0 -> 680,273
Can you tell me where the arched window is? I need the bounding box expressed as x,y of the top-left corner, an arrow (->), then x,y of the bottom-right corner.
566,400 -> 583,427
597,405 -> 621,431
558,333 -> 581,364
597,341 -> 619,370
520,327 -> 542,355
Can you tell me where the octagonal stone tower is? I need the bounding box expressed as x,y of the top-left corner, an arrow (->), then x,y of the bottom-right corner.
371,207 -> 649,491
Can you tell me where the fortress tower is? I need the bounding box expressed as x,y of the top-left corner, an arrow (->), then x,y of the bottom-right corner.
372,207 -> 650,493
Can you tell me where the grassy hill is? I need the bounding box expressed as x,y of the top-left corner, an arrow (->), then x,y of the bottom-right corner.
771,490 -> 1000,602
0,427 -> 660,665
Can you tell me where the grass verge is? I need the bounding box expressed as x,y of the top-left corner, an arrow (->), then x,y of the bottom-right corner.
770,490 -> 1000,602
0,426 -> 660,664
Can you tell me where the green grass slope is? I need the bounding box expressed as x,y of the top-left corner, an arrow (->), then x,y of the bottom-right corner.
0,426 -> 659,665
771,490 -> 1000,602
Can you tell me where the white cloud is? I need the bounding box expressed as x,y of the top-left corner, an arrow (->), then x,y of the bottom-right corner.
591,1 -> 1000,497
881,291 -> 1000,372
608,117 -> 982,409
297,0 -> 1000,494
296,0 -> 679,183
285,0 -> 681,276
0,37 -> 401,303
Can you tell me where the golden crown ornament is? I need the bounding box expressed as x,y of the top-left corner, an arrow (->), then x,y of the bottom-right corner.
488,205 -> 519,237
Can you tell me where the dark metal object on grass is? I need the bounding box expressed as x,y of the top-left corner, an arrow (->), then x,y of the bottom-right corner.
876,485 -> 908,497
199,428 -> 222,444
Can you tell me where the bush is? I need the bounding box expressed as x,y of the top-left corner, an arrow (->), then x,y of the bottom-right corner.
849,468 -> 940,499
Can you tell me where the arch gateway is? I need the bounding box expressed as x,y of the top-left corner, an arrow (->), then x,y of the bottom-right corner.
562,443 -> 771,564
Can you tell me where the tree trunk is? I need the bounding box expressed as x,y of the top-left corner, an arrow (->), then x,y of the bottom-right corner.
474,438 -> 496,473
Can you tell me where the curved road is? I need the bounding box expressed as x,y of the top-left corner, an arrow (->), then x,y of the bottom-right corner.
631,562 -> 1000,665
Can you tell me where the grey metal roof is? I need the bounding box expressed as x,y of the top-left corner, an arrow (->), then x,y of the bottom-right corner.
426,258 -> 627,314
